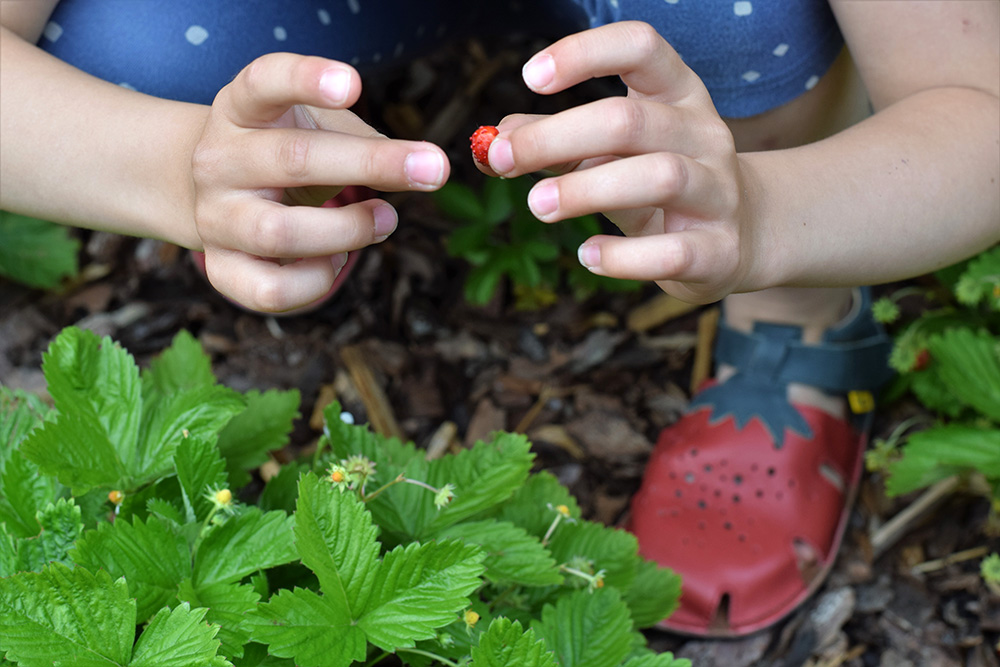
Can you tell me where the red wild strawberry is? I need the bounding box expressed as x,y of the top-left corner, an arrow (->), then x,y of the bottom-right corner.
470,125 -> 499,166
913,348 -> 931,372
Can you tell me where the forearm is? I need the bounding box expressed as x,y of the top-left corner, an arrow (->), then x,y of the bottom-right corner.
743,85 -> 1000,289
0,27 -> 208,248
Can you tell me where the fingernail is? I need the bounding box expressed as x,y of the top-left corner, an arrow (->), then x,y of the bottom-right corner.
405,149 -> 445,188
331,252 -> 349,271
373,204 -> 398,241
489,138 -> 515,174
527,182 -> 558,219
522,53 -> 555,91
319,68 -> 351,105
578,242 -> 600,270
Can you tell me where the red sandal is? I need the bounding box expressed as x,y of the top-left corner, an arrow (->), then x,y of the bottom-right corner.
190,187 -> 373,315
628,287 -> 893,637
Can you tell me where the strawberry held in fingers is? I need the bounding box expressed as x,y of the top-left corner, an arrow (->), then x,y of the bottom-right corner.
470,125 -> 499,166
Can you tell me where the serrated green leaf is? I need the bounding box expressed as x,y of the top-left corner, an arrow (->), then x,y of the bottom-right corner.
497,471 -> 581,539
358,539 -> 486,651
15,498 -> 82,574
440,519 -> 562,587
0,211 -> 79,289
887,425 -> 1000,496
43,327 -> 142,458
71,514 -> 190,623
546,518 -> 639,592
217,389 -> 300,488
142,330 -> 216,397
954,245 -> 1000,309
0,449 -> 62,538
470,617 -> 558,667
177,580 -> 259,660
20,410 -> 129,494
130,602 -> 230,667
0,563 -> 134,666
175,435 -> 229,523
531,588 -> 634,667
621,559 -> 682,629
192,508 -> 297,588
0,526 -> 16,578
133,385 -> 245,484
247,587 -> 367,667
422,432 -> 535,537
292,473 -> 379,612
927,328 -> 1000,421
322,409 -> 428,540
0,387 -> 51,463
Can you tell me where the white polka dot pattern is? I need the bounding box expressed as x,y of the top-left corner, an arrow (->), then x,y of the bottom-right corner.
36,0 -> 843,118
185,25 -> 209,46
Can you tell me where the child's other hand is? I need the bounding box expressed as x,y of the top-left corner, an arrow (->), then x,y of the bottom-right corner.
480,22 -> 756,305
192,53 -> 450,312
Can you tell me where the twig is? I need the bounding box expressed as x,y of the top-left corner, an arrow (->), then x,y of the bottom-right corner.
513,385 -> 555,434
910,545 -> 990,575
424,421 -> 458,460
870,476 -> 961,559
340,344 -> 404,440
690,307 -> 719,395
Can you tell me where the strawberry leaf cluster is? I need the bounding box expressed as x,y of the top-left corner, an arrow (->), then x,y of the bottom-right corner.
434,176 -> 642,308
869,246 -> 1000,525
1,327 -> 686,667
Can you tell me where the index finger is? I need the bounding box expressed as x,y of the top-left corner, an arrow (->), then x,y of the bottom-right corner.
219,53 -> 362,128
522,21 -> 709,104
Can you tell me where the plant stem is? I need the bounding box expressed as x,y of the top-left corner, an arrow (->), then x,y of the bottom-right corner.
363,651 -> 391,667
190,504 -> 221,563
402,478 -> 443,494
361,473 -> 406,503
541,513 -> 563,546
396,647 -> 461,667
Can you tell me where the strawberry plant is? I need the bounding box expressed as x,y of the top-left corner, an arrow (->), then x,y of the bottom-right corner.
0,210 -> 79,289
433,175 -> 641,308
1,326 -> 688,666
868,245 -> 1000,529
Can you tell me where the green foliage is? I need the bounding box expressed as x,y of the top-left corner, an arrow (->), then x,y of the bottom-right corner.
434,177 -> 641,308
0,211 -> 79,289
1,326 -> 683,666
870,246 -> 1000,527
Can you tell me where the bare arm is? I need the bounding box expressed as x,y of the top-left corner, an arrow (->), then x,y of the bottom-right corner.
0,7 -> 450,312
483,3 -> 998,302
741,0 -> 1000,288
0,19 -> 207,247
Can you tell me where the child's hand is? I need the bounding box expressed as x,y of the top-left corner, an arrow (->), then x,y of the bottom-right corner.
478,22 -> 758,305
192,53 -> 449,312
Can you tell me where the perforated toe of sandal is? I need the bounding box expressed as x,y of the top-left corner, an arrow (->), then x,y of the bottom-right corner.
628,288 -> 893,637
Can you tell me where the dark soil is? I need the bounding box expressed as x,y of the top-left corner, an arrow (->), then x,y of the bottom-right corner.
1,36 -> 998,667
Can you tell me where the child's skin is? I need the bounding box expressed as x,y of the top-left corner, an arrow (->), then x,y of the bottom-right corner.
1,1 -> 449,312
1,2 -> 998,318
478,9 -> 999,316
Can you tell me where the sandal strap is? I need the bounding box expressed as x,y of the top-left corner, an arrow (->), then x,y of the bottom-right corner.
690,287 -> 893,447
713,319 -> 893,394
715,286 -> 893,393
